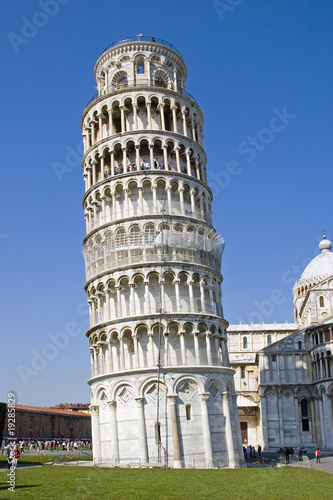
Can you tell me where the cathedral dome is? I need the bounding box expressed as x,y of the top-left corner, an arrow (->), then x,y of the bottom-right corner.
300,236 -> 333,282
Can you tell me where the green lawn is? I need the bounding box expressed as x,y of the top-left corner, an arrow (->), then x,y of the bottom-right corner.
0,466 -> 333,499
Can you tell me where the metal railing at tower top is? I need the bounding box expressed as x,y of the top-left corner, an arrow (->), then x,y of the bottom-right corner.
101,36 -> 183,58
86,81 -> 198,107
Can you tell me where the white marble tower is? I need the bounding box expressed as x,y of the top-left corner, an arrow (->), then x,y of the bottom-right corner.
81,36 -> 243,468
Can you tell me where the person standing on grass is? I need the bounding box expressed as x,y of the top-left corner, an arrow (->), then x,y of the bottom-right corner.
316,448 -> 321,463
12,447 -> 20,470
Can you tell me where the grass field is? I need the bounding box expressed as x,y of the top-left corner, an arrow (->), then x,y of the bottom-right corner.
0,454 -> 92,466
1,466 -> 333,500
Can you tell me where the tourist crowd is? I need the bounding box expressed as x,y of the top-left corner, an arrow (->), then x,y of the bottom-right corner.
243,444 -> 262,460
1,439 -> 91,455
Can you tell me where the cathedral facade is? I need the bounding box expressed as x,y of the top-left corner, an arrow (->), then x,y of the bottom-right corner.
228,236 -> 333,451
81,36 -> 244,468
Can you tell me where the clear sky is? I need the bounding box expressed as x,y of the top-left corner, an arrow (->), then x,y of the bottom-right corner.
1,0 -> 332,406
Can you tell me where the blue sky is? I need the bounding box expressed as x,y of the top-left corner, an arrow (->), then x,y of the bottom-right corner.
1,0 -> 332,406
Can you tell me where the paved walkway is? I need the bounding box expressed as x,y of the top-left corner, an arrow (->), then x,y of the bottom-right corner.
1,451 -> 333,473
307,455 -> 333,474
260,452 -> 333,474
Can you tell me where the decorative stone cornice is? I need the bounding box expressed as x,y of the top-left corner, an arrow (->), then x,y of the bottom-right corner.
94,41 -> 187,82
90,405 -> 99,415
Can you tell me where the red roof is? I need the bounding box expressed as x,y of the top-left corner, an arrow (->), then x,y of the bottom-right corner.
6,404 -> 90,417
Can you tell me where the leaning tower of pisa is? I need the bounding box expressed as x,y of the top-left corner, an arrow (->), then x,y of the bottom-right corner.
81,36 -> 244,468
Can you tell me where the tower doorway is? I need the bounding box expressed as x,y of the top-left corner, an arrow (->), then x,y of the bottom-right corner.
240,422 -> 248,444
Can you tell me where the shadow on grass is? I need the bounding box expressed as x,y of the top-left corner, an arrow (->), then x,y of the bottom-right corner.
0,484 -> 41,490
0,463 -> 42,468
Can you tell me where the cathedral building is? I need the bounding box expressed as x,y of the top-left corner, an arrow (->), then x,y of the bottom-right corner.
228,236 -> 333,451
81,36 -> 244,468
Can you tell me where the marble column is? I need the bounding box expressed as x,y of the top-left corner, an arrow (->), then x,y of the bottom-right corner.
175,147 -> 181,173
107,400 -> 119,463
138,186 -> 143,214
135,145 -> 140,170
193,332 -> 200,364
90,405 -> 102,463
188,280 -> 194,311
110,151 -> 115,176
191,116 -> 196,140
133,103 -> 138,130
294,396 -> 301,446
120,106 -> 125,132
144,281 -> 151,314
200,280 -> 206,313
135,397 -> 149,463
222,392 -> 236,467
108,109 -> 112,135
320,396 -> 327,446
163,145 -> 168,170
194,156 -> 200,180
92,160 -> 97,185
160,103 -> 165,130
171,106 -> 177,133
199,393 -> 213,464
148,333 -> 155,366
133,333 -> 139,368
93,347 -> 98,376
179,332 -> 186,365
174,279 -> 180,312
232,393 -> 245,464
129,283 -> 136,316
179,187 -> 184,214
105,289 -> 111,321
147,101 -> 152,129
91,121 -> 96,145
98,114 -> 103,140
86,166 -> 92,189
260,391 -> 269,449
89,348 -> 94,376
185,150 -> 191,174
190,189 -> 196,216
168,395 -> 182,467
166,187 -> 172,214
311,398 -> 318,444
107,341 -> 113,372
277,393 -> 285,447
119,336 -> 125,371
181,109 -> 187,136
149,144 -> 154,169
152,186 -> 157,213
206,332 -> 212,365
98,342 -> 105,374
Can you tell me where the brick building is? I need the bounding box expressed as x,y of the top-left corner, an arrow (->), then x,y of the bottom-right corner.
3,404 -> 91,440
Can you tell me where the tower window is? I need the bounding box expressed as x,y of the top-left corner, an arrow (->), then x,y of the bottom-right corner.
298,341 -> 302,350
243,337 -> 248,349
136,56 -> 145,74
319,296 -> 324,307
145,224 -> 155,245
155,422 -> 161,444
241,367 -> 246,379
185,404 -> 191,420
300,399 -> 310,432
267,335 -> 272,346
